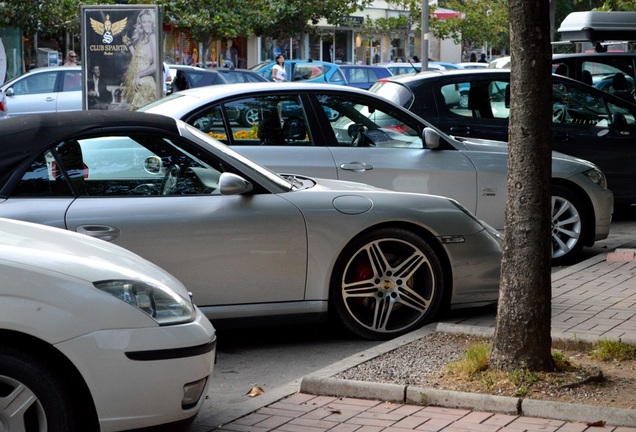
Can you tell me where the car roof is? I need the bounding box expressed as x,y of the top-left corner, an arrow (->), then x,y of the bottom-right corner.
214,68 -> 257,73
340,64 -> 389,69
27,66 -> 82,72
169,64 -> 220,72
150,81 -> 374,101
0,111 -> 179,190
375,69 -> 471,83
376,67 -> 610,87
258,59 -> 341,67
552,52 -> 636,59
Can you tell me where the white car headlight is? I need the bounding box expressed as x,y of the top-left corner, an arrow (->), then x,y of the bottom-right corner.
94,280 -> 196,325
584,168 -> 608,189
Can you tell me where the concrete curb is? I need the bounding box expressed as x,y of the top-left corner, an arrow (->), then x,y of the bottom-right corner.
407,386 -> 519,415
300,376 -> 636,427
521,399 -> 636,427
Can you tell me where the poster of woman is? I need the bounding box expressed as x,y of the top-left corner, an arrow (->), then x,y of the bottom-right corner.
81,5 -> 161,111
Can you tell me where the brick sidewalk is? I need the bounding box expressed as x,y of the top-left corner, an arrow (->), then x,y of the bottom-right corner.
214,393 -> 636,431
441,250 -> 636,345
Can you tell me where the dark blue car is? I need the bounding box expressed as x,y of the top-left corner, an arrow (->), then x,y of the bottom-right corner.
339,65 -> 393,90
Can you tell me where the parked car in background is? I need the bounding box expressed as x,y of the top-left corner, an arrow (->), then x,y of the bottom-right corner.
593,73 -> 635,99
250,59 -> 347,84
0,217 -> 216,431
213,67 -> 269,83
456,62 -> 489,69
339,64 -> 392,90
140,82 -> 613,264
0,66 -> 82,115
369,68 -> 635,207
489,53 -> 636,102
429,61 -> 463,70
0,110 -> 504,340
487,56 -> 512,69
379,62 -> 445,76
552,53 -> 636,91
168,64 -> 229,94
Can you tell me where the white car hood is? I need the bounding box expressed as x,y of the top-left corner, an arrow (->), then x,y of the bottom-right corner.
0,218 -> 188,296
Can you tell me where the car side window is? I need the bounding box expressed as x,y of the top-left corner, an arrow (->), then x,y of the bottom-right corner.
12,150 -> 75,196
11,71 -> 58,95
62,71 -> 82,92
329,68 -> 346,84
188,95 -> 313,147
552,82 -> 611,127
294,64 -> 324,81
15,135 -> 225,197
582,59 -> 634,91
315,94 -> 422,148
446,80 -> 510,120
607,101 -> 636,127
349,68 -> 368,84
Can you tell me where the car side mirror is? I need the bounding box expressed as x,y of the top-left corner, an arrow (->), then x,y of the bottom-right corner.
5,88 -> 14,97
423,127 -> 441,149
143,156 -> 163,174
219,172 -> 253,195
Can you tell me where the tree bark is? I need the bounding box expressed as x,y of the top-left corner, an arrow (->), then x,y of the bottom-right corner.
489,0 -> 555,371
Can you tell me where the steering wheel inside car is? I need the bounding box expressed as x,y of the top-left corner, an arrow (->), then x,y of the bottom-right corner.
160,164 -> 181,195
553,107 -> 568,123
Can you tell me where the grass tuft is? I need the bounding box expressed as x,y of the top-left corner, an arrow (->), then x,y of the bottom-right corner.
446,341 -> 490,378
590,338 -> 636,361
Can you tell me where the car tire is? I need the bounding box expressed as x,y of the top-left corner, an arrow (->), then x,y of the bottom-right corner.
0,347 -> 75,431
330,228 -> 444,340
551,186 -> 587,265
240,108 -> 260,127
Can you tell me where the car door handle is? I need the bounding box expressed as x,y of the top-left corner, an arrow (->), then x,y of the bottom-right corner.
449,126 -> 470,134
76,225 -> 121,241
45,97 -> 56,102
340,162 -> 374,172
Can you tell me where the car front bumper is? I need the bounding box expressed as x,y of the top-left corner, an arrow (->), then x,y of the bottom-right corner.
55,311 -> 216,432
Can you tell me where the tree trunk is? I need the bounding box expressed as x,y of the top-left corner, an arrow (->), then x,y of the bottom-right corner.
489,0 -> 554,372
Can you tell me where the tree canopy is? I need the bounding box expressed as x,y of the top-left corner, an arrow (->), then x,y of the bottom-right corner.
430,0 -> 510,52
3,0 -> 636,53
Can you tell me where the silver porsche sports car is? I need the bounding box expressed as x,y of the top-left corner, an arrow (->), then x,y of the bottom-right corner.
0,111 -> 502,340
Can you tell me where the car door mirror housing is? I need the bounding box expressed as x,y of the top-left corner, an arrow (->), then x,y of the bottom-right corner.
219,172 -> 253,195
6,88 -> 14,97
423,127 -> 441,149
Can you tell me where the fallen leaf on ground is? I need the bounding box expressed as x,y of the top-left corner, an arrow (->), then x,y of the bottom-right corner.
246,386 -> 265,397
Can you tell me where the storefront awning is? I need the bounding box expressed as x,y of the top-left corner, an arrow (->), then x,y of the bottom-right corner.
432,8 -> 464,20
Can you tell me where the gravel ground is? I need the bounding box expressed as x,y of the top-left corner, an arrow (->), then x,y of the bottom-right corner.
334,332 -> 475,385
333,331 -> 636,410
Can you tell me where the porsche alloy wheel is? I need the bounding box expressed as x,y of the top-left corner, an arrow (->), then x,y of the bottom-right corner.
331,228 -> 444,340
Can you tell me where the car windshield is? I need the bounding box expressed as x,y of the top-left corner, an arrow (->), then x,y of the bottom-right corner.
369,81 -> 415,109
138,92 -> 187,111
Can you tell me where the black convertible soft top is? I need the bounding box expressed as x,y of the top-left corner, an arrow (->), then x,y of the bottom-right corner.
0,111 -> 180,190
